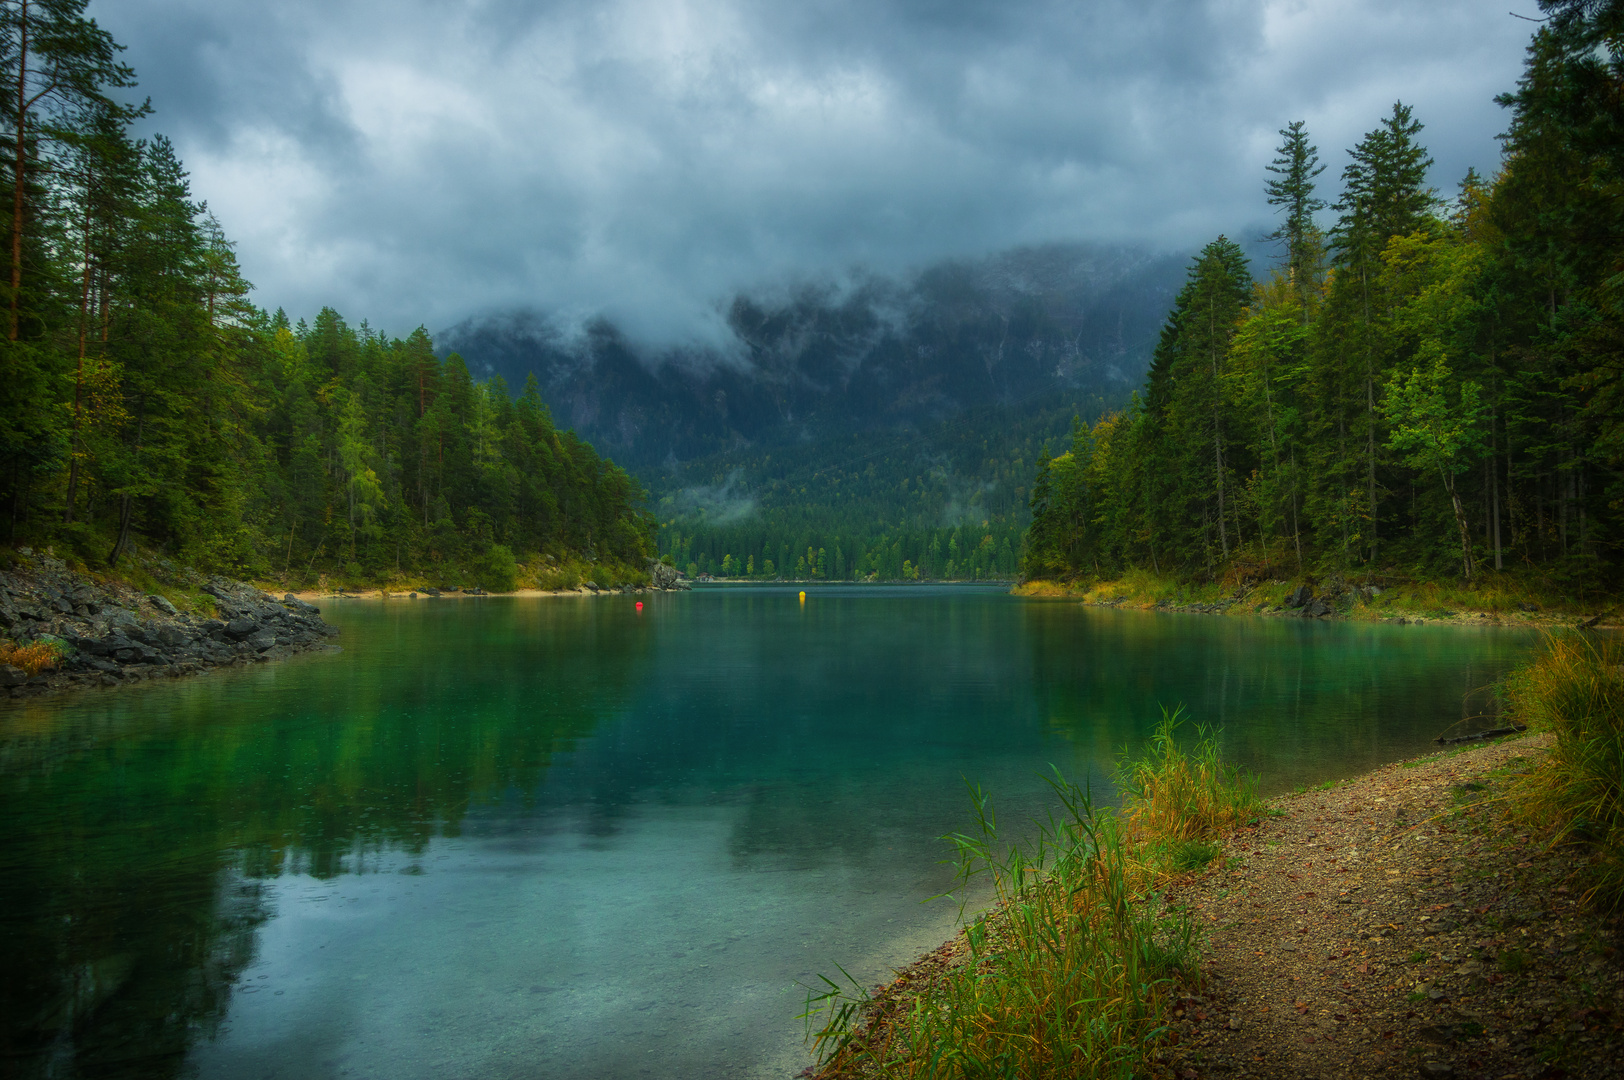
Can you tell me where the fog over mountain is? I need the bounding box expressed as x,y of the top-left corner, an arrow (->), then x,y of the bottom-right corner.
440,243 -> 1188,473
101,0 -> 1529,342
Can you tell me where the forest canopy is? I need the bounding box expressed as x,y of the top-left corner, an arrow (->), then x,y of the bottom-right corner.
1023,3 -> 1624,597
0,0 -> 654,589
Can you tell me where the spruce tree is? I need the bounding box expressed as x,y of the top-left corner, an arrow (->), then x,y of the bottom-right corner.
1264,120 -> 1326,314
1318,102 -> 1437,567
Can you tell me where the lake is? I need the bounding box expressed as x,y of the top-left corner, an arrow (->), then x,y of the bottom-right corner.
0,585 -> 1537,1079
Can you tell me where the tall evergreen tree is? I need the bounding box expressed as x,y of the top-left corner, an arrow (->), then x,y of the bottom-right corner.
1314,102 -> 1437,566
0,0 -> 140,340
1264,120 -> 1326,315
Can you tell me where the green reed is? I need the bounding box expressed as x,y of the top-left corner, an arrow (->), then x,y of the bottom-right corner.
806,769 -> 1209,1079
1113,707 -> 1263,871
805,716 -> 1263,1077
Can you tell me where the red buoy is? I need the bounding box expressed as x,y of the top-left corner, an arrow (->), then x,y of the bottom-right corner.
636,601 -> 643,612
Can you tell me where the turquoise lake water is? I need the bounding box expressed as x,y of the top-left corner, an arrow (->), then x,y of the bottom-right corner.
0,585 -> 1538,1078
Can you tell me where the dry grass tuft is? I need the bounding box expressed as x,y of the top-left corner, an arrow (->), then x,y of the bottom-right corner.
0,638 -> 67,676
1506,631 -> 1624,910
1115,708 -> 1263,859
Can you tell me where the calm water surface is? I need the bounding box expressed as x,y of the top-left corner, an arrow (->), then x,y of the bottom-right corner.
0,586 -> 1537,1079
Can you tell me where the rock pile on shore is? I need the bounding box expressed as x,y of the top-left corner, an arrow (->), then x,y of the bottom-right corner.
647,559 -> 691,591
0,554 -> 339,699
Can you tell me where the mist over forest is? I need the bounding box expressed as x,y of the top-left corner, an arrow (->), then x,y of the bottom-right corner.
439,243 -> 1188,473
434,243 -> 1189,580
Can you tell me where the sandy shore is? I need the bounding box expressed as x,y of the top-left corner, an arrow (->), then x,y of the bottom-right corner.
816,734 -> 1624,1079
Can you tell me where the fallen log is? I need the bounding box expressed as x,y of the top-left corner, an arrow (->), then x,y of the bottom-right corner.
1436,724 -> 1527,745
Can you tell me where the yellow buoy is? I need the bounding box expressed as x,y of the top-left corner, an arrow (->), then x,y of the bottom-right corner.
799,590 -> 806,603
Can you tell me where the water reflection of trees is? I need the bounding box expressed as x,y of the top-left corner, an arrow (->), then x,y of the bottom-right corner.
1023,605 -> 1535,793
0,597 -> 1539,1077
0,600 -> 640,1078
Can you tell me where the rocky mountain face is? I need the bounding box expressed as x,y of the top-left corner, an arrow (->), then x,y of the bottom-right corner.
439,243 -> 1188,474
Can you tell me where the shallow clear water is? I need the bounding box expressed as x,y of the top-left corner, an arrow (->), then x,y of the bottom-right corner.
0,586 -> 1537,1078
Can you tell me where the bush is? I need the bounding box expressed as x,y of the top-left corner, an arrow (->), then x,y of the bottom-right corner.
1507,632 -> 1624,909
1,637 -> 68,676
471,544 -> 518,592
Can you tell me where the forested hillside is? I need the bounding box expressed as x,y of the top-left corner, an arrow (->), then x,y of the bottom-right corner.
1024,7 -> 1624,597
0,3 -> 653,589
654,390 -> 1103,581
443,245 -> 1187,581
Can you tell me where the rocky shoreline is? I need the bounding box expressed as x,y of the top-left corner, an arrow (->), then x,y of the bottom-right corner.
1,553 -> 339,700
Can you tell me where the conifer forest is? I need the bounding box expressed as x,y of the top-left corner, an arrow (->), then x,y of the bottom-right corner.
1025,7 -> 1624,595
0,1 -> 654,588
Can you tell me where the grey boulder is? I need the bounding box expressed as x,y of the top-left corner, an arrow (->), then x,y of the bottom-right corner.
225,616 -> 259,639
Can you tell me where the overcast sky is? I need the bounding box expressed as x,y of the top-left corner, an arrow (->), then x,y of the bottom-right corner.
93,0 -> 1535,344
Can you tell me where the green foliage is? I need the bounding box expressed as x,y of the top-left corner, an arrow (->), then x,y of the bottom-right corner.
470,544 -> 518,592
1024,39 -> 1624,593
0,22 -> 653,584
1265,120 -> 1328,309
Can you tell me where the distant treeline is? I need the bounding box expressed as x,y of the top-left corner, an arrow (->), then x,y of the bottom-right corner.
653,394 -> 1110,580
0,2 -> 652,586
1025,10 -> 1624,594
666,520 -> 1022,581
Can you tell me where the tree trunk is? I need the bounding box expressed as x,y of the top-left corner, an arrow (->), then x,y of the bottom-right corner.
65,166 -> 94,523
108,494 -> 134,566
1210,306 -> 1227,559
9,0 -> 30,341
1361,265 -> 1378,564
1442,470 -> 1474,581
1491,412 -> 1503,571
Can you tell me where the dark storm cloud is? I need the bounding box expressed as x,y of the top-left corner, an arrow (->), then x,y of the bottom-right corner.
91,0 -> 1532,343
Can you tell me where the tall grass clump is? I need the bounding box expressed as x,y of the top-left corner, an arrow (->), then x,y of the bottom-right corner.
805,718 -> 1263,1078
807,772 -> 1200,1079
1115,707 -> 1263,872
1506,631 -> 1624,909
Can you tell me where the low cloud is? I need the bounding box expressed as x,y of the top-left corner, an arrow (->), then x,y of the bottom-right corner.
97,0 -> 1533,342
663,470 -> 758,525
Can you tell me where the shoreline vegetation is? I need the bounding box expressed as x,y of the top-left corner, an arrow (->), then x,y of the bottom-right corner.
806,715 -> 1261,1079
804,631 -> 1624,1080
1013,572 -> 1620,631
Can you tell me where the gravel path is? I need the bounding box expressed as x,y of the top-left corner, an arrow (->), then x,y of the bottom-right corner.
1165,734 -> 1624,1080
